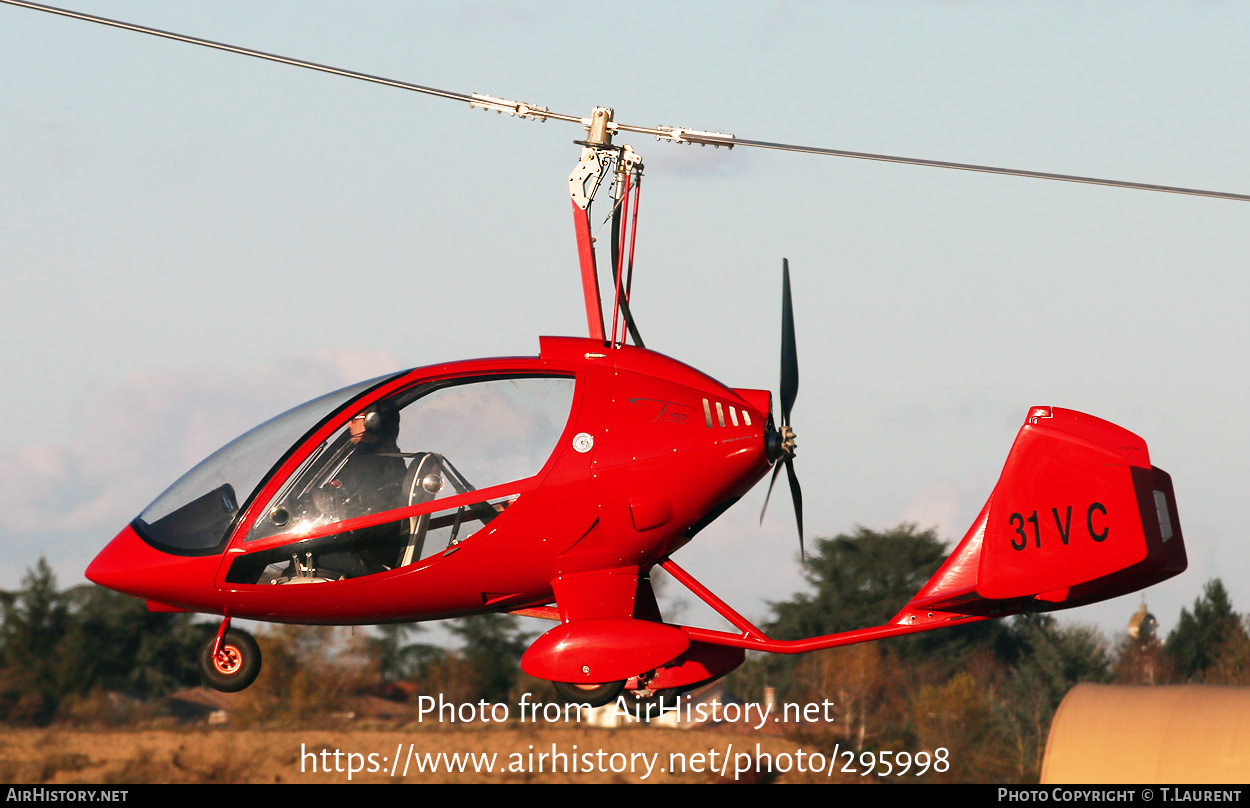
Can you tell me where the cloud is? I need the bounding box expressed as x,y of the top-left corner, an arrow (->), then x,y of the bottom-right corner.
645,143 -> 749,179
899,478 -> 990,544
0,349 -> 400,535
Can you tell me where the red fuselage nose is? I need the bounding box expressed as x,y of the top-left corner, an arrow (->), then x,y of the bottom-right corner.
87,524 -> 221,612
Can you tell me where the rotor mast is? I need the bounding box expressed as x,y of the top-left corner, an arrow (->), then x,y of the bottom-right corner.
567,107 -> 646,347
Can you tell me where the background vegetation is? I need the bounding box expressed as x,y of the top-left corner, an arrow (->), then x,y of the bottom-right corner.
3,524 -> 1246,783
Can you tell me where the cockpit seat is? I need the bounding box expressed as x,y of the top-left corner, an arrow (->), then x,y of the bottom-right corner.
399,452 -> 443,566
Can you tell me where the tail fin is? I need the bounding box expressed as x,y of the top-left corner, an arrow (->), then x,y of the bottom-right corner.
904,407 -> 1185,617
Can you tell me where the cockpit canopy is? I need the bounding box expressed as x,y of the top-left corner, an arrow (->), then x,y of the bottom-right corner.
135,375 -> 393,554
132,372 -> 576,564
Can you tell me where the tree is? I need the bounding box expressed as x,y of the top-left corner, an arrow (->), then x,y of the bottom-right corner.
1206,614 -> 1250,685
750,525 -> 1116,782
371,622 -> 433,683
0,559 -> 212,725
59,584 -> 208,697
1165,578 -> 1247,682
762,523 -> 1018,692
0,559 -> 69,724
243,625 -> 376,723
445,613 -> 530,703
993,616 -> 1111,779
790,643 -> 905,748
913,670 -> 1000,782
768,524 -> 949,640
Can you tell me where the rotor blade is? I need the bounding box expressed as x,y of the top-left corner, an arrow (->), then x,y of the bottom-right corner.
0,0 -> 580,124
610,124 -> 1250,203
780,259 -> 798,426
8,0 -> 1248,203
725,137 -> 1250,204
784,458 -> 804,561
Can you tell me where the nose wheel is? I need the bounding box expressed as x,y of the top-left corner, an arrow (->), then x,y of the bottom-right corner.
199,627 -> 262,692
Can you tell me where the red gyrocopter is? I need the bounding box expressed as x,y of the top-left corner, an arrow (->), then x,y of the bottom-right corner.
6,1 -> 1218,704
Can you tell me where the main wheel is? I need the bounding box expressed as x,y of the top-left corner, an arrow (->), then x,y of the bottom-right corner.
552,680 -> 624,708
200,629 -> 262,692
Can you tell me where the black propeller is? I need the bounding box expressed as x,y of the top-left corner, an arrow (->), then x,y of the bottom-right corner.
760,259 -> 804,558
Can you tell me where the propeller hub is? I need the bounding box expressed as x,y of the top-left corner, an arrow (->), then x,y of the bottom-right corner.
765,423 -> 797,463
779,424 -> 797,460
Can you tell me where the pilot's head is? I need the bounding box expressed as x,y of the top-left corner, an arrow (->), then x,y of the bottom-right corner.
348,400 -> 400,445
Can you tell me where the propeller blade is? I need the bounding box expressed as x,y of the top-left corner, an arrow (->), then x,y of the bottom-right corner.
780,258 -> 798,426
781,261 -> 803,557
785,457 -> 804,560
759,460 -> 785,527
761,260 -> 804,558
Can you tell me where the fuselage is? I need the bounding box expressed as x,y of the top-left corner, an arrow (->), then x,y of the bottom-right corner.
86,337 -> 773,625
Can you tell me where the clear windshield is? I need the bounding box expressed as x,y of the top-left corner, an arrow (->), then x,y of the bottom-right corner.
134,373 -> 398,553
245,375 -> 576,545
226,375 -> 576,585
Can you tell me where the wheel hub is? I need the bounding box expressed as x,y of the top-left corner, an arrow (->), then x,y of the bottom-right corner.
214,646 -> 243,675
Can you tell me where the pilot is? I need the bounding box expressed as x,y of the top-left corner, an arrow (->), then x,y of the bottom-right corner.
337,399 -> 407,512
313,399 -> 409,577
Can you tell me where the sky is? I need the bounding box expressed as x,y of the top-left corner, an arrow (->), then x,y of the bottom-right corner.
2,0 -> 1249,646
